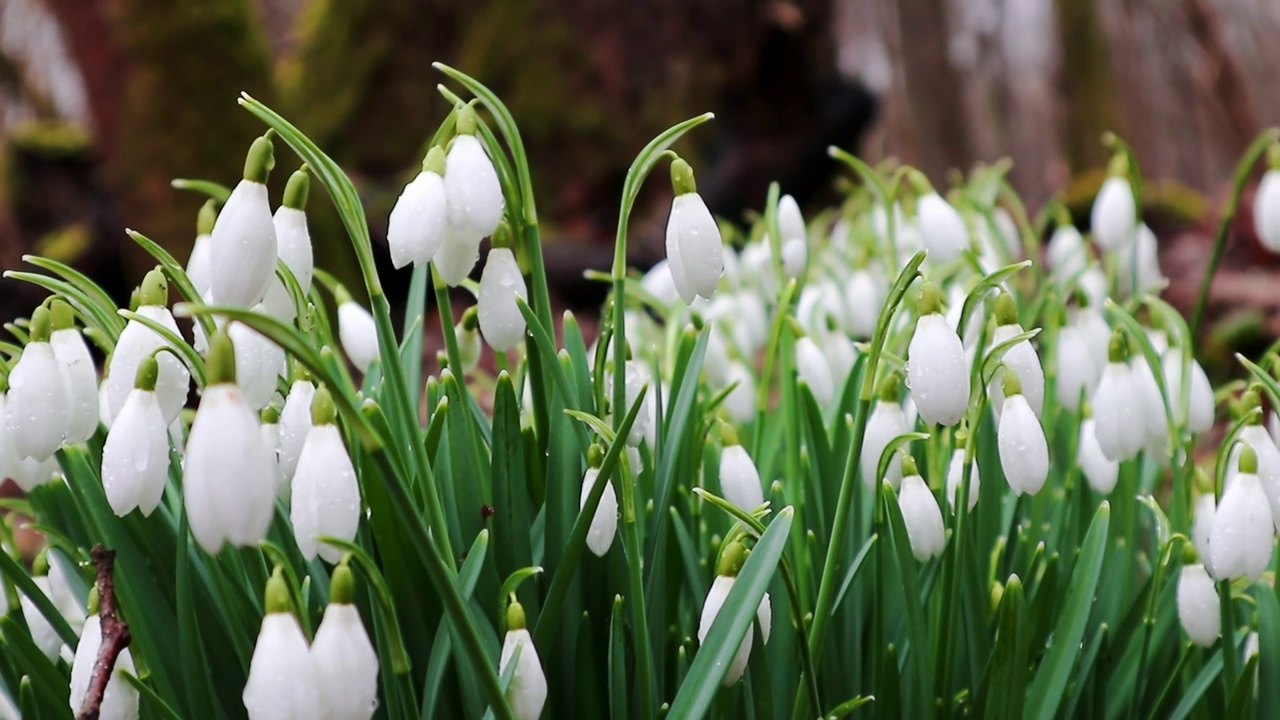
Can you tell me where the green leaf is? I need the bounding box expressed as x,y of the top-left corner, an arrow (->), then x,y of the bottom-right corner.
170,178 -> 230,202
0,550 -> 78,647
609,595 -> 629,720
118,308 -> 207,388
983,574 -> 1029,720
126,229 -> 217,341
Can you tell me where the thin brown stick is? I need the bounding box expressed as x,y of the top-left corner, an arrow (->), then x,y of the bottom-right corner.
77,545 -> 131,720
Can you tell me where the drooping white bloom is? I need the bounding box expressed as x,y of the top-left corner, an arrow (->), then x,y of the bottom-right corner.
916,191 -> 968,264
1092,361 -> 1144,462
1254,169 -> 1280,252
20,576 -> 66,661
106,272 -> 190,424
434,225 -> 485,286
6,317 -> 71,461
1192,493 -> 1216,573
997,391 -> 1049,495
278,379 -> 315,483
444,130 -> 504,239
311,602 -> 379,720
243,613 -> 320,720
822,330 -> 857,387
338,297 -> 379,374
579,466 -> 618,557
907,313 -> 969,426
102,358 -> 169,517
9,455 -> 59,493
1073,306 -> 1112,372
795,336 -> 834,407
723,361 -> 756,424
477,248 -> 528,351
1241,424 -> 1280,534
1046,225 -> 1087,285
861,397 -> 908,490
845,268 -> 885,340
1079,417 -> 1119,494
69,615 -> 140,720
1115,223 -> 1164,296
260,410 -> 287,501
641,259 -> 681,308
987,324 -> 1045,419
698,574 -> 754,686
230,318 -> 285,412
778,194 -> 805,243
388,151 -> 449,269
898,467 -> 946,561
1091,175 -> 1136,251
1131,355 -> 1169,461
186,202 -> 216,297
291,389 -> 361,564
50,312 -> 99,444
666,197 -> 724,304
781,237 -> 807,279
0,391 -> 15,485
1161,350 -> 1214,434
945,449 -> 980,511
261,173 -> 315,323
1176,563 -> 1220,647
499,603 -> 547,720
720,444 -> 763,511
1209,448 -> 1274,582
211,137 -> 279,308
1054,326 -> 1098,412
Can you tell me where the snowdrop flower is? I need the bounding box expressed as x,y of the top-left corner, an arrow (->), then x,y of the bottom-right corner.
1091,331 -> 1144,462
444,105 -> 504,239
277,371 -> 315,484
1072,297 -> 1112,372
641,259 -> 681,308
0,384 -> 15,484
103,356 -> 169,517
907,282 -> 969,426
986,293 -> 1044,419
915,189 -> 968,264
617,361 -> 655,447
822,329 -> 857,386
1046,224 -> 1087,285
795,335 -> 835,406
292,386 -> 361,563
1209,446 -> 1274,582
1255,162 -> 1280,252
1079,412 -> 1119,494
1131,352 -> 1169,458
20,574 -> 67,661
1161,349 -> 1214,434
69,600 -> 140,720
1239,413 -> 1280,534
186,200 -> 218,298
1055,325 -> 1097,412
1115,223 -> 1164,296
665,157 -> 724,304
106,269 -> 191,424
260,406 -> 287,500
388,146 -> 449,269
311,562 -> 379,720
499,599 -> 547,720
243,569 -> 320,720
1192,491 -> 1216,571
778,194 -> 808,279
781,237 -> 807,279
211,133 -> 278,308
1176,561 -> 1220,647
262,168 -> 315,322
9,456 -> 59,493
184,330 -> 276,554
579,446 -> 618,557
898,456 -> 946,561
698,542 -> 768,686
719,427 -> 763,511
478,247 -> 528,351
723,361 -> 756,424
49,300 -> 99,444
455,307 -> 482,375
997,371 -> 1049,495
337,287 -> 379,374
946,445 -> 980,512
861,375 -> 908,490
1091,161 -> 1136,251
6,306 -> 71,460
434,224 -> 485,286
845,267 -> 885,339
231,314 -> 285,412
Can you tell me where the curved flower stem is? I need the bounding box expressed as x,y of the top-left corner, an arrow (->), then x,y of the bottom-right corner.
1189,128 -> 1279,335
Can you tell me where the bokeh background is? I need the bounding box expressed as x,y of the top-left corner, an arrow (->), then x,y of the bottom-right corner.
2,0 -> 1280,354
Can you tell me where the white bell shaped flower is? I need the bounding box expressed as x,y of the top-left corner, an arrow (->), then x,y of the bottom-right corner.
433,224 -> 484,286
1054,325 -> 1098,413
862,384 -> 908,490
641,259 -> 681,308
723,361 -> 756,424
1072,304 -> 1111,372
291,386 -> 361,564
6,307 -> 71,461
665,158 -> 724,304
1240,420 -> 1280,534
1161,349 -> 1214,434
986,297 -> 1045,420
777,195 -> 808,279
1176,563 -> 1220,647
478,248 -> 528,351
781,237 -> 807,279
444,108 -> 504,239
1079,415 -> 1119,494
106,269 -> 191,425
186,200 -> 217,297
103,356 -> 170,517
231,315 -> 285,412
907,284 -> 969,426
388,147 -> 449,269
262,168 -> 316,322
845,267 -> 885,340
184,331 -> 276,554
698,544 -> 755,686
1046,224 -> 1087,285
212,135 -> 279,308
1115,223 -> 1164,296
945,447 -> 980,512
278,376 -> 316,483
9,455 -> 59,493
69,615 -> 139,720
311,565 -> 379,720
916,191 -> 968,264
1132,355 -> 1170,463
337,290 -> 379,374
740,238 -> 777,299
795,336 -> 834,407
1192,493 -> 1217,574
703,329 -> 732,389
244,572 -> 321,720
579,458 -> 618,558
499,601 -> 547,720
719,436 -> 763,511
21,576 -> 67,661
822,330 -> 857,387
0,390 -> 15,484
757,592 -> 773,644
1254,167 -> 1280,252
1091,334 -> 1144,462
260,407 -> 287,501
898,458 -> 946,562
997,372 -> 1049,496
778,193 -> 805,243
49,301 -> 99,444
1209,446 -> 1274,582
1091,173 -> 1136,251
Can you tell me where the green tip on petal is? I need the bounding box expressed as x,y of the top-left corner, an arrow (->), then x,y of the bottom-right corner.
916,281 -> 944,316
906,168 -> 933,196
264,566 -> 291,614
261,405 -> 280,424
993,291 -> 1018,326
1181,542 -> 1200,566
455,104 -> 478,136
720,422 -> 740,447
717,540 -> 748,578
1268,142 -> 1280,171
282,166 -> 310,210
48,298 -> 75,332
1106,151 -> 1129,178
243,133 -> 276,184
291,363 -> 312,383
29,307 -> 52,343
876,371 -> 901,403
1001,365 -> 1023,397
1240,444 -> 1259,475
311,385 -> 337,426
334,284 -> 355,306
32,550 -> 49,576
423,146 -> 447,175
206,329 -> 237,385
135,355 -> 159,392
901,454 -> 919,477
1107,330 -> 1128,364
330,559 -> 356,605
87,586 -> 100,615
491,220 -> 513,250
587,443 -> 605,469
197,199 -> 218,236
140,267 -> 168,307
1240,389 -> 1262,423
670,157 -> 697,196
506,599 -> 527,631
460,306 -> 479,332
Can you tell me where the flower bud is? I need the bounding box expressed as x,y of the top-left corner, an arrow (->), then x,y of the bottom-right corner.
1054,325 -> 1098,412
907,284 -> 969,426
6,307 -> 72,461
945,448 -> 980,512
262,168 -> 315,322
311,563 -> 379,720
719,436 -> 763,511
106,269 -> 191,425
212,134 -> 279,308
243,570 -> 320,720
1090,174 -> 1136,251
50,300 -> 100,444
1176,563 -> 1220,647
986,295 -> 1044,420
499,600 -> 547,720
1092,335 -> 1144,462
795,336 -> 834,407
291,386 -> 361,563
186,199 -> 218,297
997,377 -> 1049,495
477,247 -> 528,351
698,574 -> 753,686
845,267 -> 885,340
389,147 -> 449,269
579,458 -> 618,558
665,158 -> 724,304
862,375 -> 908,490
70,615 -> 140,720
103,356 -> 170,517
1208,446 -> 1273,581
899,457 -> 946,561
337,289 -> 379,374
916,191 -> 968,264
1254,167 -> 1280,252
445,108 -> 505,239
277,375 -> 315,485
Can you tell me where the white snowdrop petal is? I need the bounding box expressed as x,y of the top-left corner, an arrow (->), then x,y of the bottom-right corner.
312,604 -> 379,720
278,381 -> 315,483
69,616 -> 140,720
757,593 -> 772,645
6,342 -> 71,461
106,306 -> 191,425
907,314 -> 969,426
211,180 -> 278,308
243,614 -> 320,720
1046,225 -> 1086,283
862,401 -> 907,490
274,205 -> 314,292
899,474 -> 946,561
945,449 -> 980,511
231,320 -> 285,412
1092,363 -> 1144,462
388,170 -> 449,269
1162,351 -> 1215,434
579,467 -> 618,557
987,324 -> 1045,419
1079,418 -> 1119,495
781,237 -> 807,279
291,424 -> 361,563
445,135 -> 505,238
434,224 -> 484,286
102,389 -> 169,517
477,248 -> 529,351
186,233 -> 213,296
339,301 -> 379,374
1209,472 -> 1274,582
499,629 -> 548,720
666,193 -> 723,303
1242,425 -> 1280,534
796,337 -> 834,407
1091,176 -> 1136,251
52,328 -> 100,444
778,194 -> 805,241
916,192 -> 968,264
997,395 -> 1048,495
697,576 -> 754,686
1255,169 -> 1280,252
1054,327 -> 1097,412
1177,564 -> 1220,647
845,269 -> 884,340
724,362 -> 756,424
720,445 -> 764,511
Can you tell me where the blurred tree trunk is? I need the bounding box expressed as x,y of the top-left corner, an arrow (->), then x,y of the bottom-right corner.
892,0 -> 971,181
1055,0 -> 1119,176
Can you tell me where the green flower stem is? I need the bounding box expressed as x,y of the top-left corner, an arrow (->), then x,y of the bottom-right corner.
1219,579 -> 1238,693
431,265 -> 465,374
1189,128 -> 1279,335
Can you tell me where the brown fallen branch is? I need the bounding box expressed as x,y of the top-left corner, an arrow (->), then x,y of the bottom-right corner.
77,545 -> 131,720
